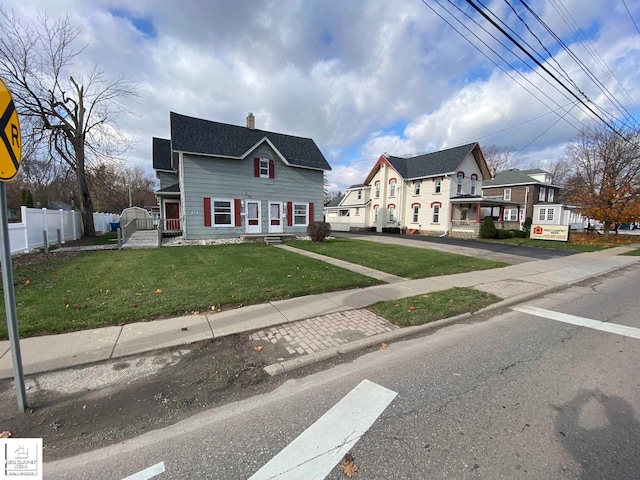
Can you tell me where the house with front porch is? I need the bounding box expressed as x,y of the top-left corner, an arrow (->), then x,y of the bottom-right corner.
153,112 -> 331,240
326,142 -> 520,238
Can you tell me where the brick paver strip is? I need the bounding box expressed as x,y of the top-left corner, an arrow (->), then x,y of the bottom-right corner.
249,309 -> 398,356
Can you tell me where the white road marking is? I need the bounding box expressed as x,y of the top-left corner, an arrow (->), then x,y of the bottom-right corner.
248,379 -> 397,480
121,462 -> 165,480
513,305 -> 640,340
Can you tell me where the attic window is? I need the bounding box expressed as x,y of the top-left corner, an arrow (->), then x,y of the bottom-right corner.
254,157 -> 275,178
259,159 -> 269,177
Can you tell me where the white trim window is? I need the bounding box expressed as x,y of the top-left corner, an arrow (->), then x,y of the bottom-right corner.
539,186 -> 546,201
504,208 -> 518,221
433,204 -> 440,223
457,174 -> 463,194
412,205 -> 419,223
388,205 -> 395,222
374,205 -> 379,222
213,199 -> 233,226
546,208 -> 554,221
293,203 -> 308,225
375,182 -> 380,198
471,177 -> 477,195
504,188 -> 511,201
389,180 -> 397,197
538,208 -> 546,221
414,181 -> 421,195
259,158 -> 269,178
548,189 -> 554,202
435,179 -> 441,193
357,190 -> 362,200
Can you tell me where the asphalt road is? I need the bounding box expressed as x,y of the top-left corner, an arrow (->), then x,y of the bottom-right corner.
334,230 -> 576,260
46,265 -> 640,479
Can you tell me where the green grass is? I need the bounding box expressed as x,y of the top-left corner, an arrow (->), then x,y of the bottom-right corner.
622,248 -> 640,256
484,237 -> 606,252
287,238 -> 507,278
368,287 -> 500,327
1,243 -> 381,339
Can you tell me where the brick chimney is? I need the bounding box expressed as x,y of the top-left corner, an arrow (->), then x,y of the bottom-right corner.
246,112 -> 255,129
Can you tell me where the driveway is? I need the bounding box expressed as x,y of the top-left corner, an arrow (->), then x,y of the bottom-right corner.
332,231 -> 576,263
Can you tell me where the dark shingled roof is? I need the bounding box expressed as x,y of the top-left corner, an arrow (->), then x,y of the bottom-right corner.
386,143 -> 478,179
169,112 -> 331,171
325,195 -> 345,207
483,169 -> 541,187
156,183 -> 180,194
153,137 -> 172,171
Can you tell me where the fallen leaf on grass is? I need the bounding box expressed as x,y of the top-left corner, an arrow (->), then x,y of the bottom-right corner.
0,431 -> 11,438
381,343 -> 388,350
254,346 -> 264,352
408,305 -> 416,311
342,453 -> 358,478
154,288 -> 162,295
24,280 -> 30,286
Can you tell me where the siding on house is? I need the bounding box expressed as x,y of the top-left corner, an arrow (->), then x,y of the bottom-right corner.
181,142 -> 323,239
157,171 -> 178,190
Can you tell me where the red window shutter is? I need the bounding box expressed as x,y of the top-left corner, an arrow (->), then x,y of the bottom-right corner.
268,159 -> 275,179
308,202 -> 314,223
234,199 -> 242,226
254,158 -> 260,177
204,197 -> 211,227
287,201 -> 293,226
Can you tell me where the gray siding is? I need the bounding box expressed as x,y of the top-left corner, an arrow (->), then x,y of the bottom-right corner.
181,143 -> 324,239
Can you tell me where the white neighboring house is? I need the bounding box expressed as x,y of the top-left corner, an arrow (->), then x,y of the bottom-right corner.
324,143 -> 520,238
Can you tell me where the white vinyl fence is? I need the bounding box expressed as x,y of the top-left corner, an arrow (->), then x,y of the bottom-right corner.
8,206 -> 119,255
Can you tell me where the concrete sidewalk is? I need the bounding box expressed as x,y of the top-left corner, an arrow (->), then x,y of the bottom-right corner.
1,243 -> 638,379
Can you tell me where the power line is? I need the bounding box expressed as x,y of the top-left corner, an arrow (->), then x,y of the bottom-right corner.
621,0 -> 640,37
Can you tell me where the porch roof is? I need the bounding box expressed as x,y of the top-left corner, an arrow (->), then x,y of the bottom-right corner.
450,195 -> 522,207
155,183 -> 180,196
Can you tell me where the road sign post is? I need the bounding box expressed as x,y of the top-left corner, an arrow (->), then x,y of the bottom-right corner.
0,76 -> 27,412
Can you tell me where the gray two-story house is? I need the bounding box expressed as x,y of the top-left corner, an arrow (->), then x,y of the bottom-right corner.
153,112 -> 331,240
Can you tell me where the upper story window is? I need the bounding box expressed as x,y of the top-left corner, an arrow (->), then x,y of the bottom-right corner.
457,173 -> 464,195
357,190 -> 362,200
435,179 -> 441,193
414,181 -> 421,195
470,176 -> 477,195
389,179 -> 397,197
548,189 -> 554,202
504,188 -> 511,201
254,157 -> 274,178
375,182 -> 380,198
539,186 -> 546,201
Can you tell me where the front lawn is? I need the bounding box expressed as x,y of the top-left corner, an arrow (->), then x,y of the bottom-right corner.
287,238 -> 507,278
1,243 -> 381,339
369,288 -> 500,327
489,232 -> 640,252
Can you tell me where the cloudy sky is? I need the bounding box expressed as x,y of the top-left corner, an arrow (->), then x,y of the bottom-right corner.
5,0 -> 640,193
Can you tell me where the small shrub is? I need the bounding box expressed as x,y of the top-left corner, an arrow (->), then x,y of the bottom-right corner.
480,217 -> 497,239
496,229 -> 510,239
307,221 -> 331,242
510,229 -> 527,238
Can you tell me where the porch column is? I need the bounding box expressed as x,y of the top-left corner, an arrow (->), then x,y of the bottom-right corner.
476,202 -> 481,223
498,206 -> 503,221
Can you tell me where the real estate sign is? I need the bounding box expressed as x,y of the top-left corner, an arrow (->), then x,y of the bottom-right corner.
530,224 -> 569,242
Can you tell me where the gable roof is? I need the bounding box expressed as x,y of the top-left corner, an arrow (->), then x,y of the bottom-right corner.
325,195 -> 345,207
169,112 -> 331,171
152,137 -> 172,171
483,169 -> 551,188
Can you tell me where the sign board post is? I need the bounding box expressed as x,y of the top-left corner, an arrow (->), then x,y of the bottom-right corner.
0,76 -> 27,412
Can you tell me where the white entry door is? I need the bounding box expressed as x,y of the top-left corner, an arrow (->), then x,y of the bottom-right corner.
245,200 -> 261,234
268,202 -> 283,233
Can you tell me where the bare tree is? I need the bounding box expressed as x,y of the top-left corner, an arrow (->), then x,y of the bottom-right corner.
481,144 -> 519,176
563,124 -> 640,239
89,164 -> 155,213
0,8 -> 138,236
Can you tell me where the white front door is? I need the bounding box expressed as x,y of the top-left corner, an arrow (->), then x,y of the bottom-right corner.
246,200 -> 261,234
268,202 -> 283,233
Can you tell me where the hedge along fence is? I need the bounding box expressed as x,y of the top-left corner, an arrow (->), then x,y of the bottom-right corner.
7,206 -> 119,255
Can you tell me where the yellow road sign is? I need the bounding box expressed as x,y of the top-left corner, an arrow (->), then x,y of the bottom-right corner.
0,77 -> 22,182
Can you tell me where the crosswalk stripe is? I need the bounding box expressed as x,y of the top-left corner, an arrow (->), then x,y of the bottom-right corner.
513,305 -> 640,340
248,379 -> 397,480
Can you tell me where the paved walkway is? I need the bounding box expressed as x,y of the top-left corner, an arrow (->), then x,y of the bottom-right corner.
1,240 -> 638,380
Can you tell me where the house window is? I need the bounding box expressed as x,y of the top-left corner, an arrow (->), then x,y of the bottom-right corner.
504,188 -> 511,201
389,180 -> 396,197
374,205 -> 379,222
435,179 -> 441,193
471,177 -> 477,195
547,208 -> 554,221
339,210 -> 349,217
433,204 -> 440,223
293,203 -> 308,225
388,206 -> 395,222
357,190 -> 362,200
259,159 -> 269,177
539,187 -> 546,201
213,200 -> 233,226
548,189 -> 554,202
375,182 -> 380,198
412,205 -> 419,223
538,208 -> 546,221
355,208 -> 360,216
504,208 -> 518,221
457,173 -> 463,194
414,181 -> 421,195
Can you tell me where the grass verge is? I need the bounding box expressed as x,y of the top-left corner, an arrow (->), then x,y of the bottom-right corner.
622,248 -> 640,256
489,232 -> 640,252
368,287 -> 500,327
287,238 -> 507,278
1,243 -> 381,339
